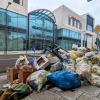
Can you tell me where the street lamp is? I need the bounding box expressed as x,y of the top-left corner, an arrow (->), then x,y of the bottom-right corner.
4,2 -> 12,55
6,2 -> 12,9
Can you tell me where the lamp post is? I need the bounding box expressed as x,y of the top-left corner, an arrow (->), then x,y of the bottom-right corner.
4,2 -> 12,55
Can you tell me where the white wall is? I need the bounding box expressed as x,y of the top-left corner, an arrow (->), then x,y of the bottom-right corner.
0,0 -> 27,15
20,0 -> 28,10
53,5 -> 97,49
53,5 -> 85,32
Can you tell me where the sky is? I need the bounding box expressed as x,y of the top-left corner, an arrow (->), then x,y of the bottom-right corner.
28,0 -> 100,25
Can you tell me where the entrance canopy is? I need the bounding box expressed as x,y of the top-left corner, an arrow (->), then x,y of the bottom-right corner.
28,9 -> 56,23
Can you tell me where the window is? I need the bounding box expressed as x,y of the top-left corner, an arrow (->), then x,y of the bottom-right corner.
13,0 -> 20,4
0,30 -> 5,51
70,18 -> 73,26
5,11 -> 27,29
7,11 -> 18,27
68,17 -> 82,30
74,20 -> 77,27
63,29 -> 69,37
86,15 -> 94,32
0,11 -> 6,25
87,25 -> 93,32
18,15 -> 27,29
77,22 -> 80,29
22,0 -> 23,6
7,31 -> 27,51
68,17 -> 71,25
0,8 -> 27,51
79,23 -> 82,29
72,19 -> 75,27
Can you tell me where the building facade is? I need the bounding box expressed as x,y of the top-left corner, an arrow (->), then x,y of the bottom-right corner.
28,5 -> 96,51
53,5 -> 96,50
28,9 -> 56,50
0,2 -> 97,52
0,0 -> 28,52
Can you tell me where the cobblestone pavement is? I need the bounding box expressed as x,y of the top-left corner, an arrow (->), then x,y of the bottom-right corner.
0,75 -> 100,100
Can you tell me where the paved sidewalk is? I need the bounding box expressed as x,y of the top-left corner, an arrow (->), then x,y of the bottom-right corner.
0,74 -> 100,100
0,50 -> 42,55
22,86 -> 100,100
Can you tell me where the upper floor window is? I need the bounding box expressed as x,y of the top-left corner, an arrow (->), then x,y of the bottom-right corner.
13,0 -> 20,4
87,25 -> 93,32
72,19 -> 75,27
68,17 -> 82,30
86,15 -> 94,32
68,17 -> 71,25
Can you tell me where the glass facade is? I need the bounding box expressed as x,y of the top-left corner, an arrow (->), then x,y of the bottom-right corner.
56,28 -> 81,50
0,8 -> 27,51
0,8 -> 89,52
28,9 -> 56,50
0,30 -> 5,51
86,15 -> 94,32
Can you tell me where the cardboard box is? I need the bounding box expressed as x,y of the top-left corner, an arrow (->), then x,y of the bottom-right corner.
7,68 -> 18,84
18,67 -> 33,83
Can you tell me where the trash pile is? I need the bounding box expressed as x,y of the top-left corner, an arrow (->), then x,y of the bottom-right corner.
0,45 -> 100,100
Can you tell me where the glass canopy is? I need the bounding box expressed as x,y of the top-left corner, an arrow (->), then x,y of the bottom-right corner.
28,9 -> 56,50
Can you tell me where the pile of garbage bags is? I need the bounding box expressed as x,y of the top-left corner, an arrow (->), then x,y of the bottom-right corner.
0,45 -> 100,100
68,48 -> 100,87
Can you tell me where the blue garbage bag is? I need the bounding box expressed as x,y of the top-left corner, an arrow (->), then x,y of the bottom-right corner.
47,70 -> 81,90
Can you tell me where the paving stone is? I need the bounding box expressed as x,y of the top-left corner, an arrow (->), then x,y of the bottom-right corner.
77,93 -> 100,100
50,87 -> 84,100
0,75 -> 7,82
84,86 -> 100,97
24,90 -> 65,100
50,87 -> 63,92
50,85 -> 100,100
58,97 -> 68,100
0,75 -> 8,89
73,85 -> 100,97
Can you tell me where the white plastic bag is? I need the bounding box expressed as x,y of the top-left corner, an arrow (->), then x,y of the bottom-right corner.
72,44 -> 78,50
76,60 -> 91,82
15,55 -> 29,69
27,70 -> 50,92
85,51 -> 95,58
90,74 -> 100,87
